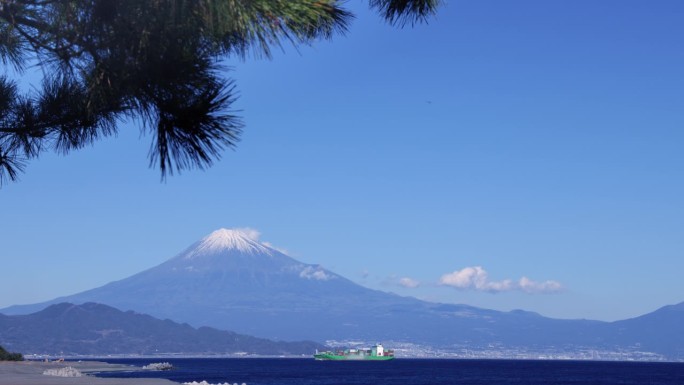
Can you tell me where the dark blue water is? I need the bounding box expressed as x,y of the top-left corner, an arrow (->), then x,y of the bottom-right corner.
92,358 -> 684,385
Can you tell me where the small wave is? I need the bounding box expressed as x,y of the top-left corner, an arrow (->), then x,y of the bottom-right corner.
183,382 -> 246,385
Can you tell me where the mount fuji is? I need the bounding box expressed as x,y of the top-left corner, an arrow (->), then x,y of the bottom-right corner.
3,228 -> 684,359
3,229 -> 419,341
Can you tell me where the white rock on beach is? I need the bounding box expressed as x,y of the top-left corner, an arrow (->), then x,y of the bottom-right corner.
143,362 -> 174,370
42,366 -> 83,377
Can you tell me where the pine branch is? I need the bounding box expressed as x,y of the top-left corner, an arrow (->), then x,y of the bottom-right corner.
0,0 -> 441,185
369,0 -> 441,26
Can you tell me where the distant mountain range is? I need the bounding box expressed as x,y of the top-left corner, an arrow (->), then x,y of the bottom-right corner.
2,228 -> 683,359
0,302 -> 323,356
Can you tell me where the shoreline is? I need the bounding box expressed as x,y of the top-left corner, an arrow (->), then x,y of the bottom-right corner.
0,360 -> 177,385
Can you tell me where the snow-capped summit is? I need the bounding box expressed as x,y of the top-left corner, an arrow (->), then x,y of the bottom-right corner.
183,228 -> 273,259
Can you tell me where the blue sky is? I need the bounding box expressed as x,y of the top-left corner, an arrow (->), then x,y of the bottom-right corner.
1,0 -> 683,321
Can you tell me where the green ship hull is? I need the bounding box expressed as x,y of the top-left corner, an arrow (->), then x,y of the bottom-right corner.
314,344 -> 395,361
314,353 -> 394,361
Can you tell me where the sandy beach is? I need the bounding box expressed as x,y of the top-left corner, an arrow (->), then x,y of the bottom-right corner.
0,360 -> 177,385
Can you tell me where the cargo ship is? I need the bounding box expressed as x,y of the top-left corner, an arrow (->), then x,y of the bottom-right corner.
314,344 -> 395,360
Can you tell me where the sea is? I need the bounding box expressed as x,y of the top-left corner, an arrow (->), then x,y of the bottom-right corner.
91,358 -> 684,385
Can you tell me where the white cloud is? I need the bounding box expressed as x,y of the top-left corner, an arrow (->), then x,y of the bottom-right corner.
439,266 -> 488,289
439,266 -> 562,294
398,277 -> 420,288
236,227 -> 261,241
299,266 -> 334,281
518,276 -> 562,293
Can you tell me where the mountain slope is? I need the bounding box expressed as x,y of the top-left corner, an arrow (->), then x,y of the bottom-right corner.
604,302 -> 684,357
0,302 -> 323,355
